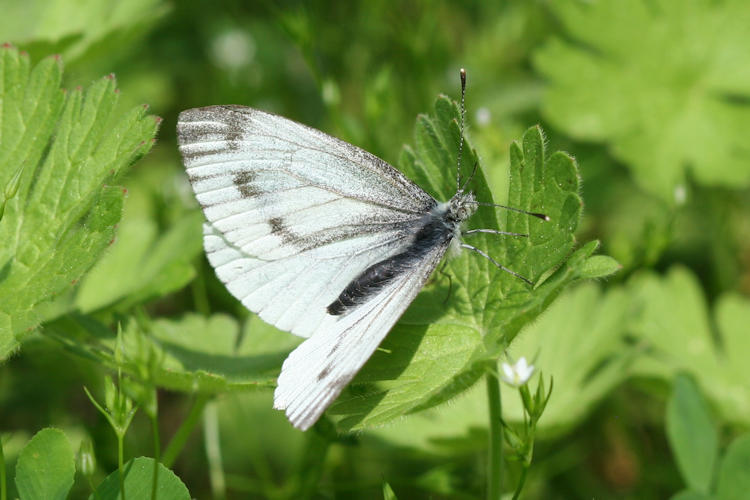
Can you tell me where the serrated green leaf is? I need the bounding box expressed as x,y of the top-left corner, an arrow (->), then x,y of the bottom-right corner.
327,96 -> 609,430
716,434 -> 750,500
15,428 -> 75,500
90,456 -> 190,500
0,46 -> 159,358
534,0 -> 750,199
629,267 -> 750,425
667,375 -> 718,493
366,282 -> 632,453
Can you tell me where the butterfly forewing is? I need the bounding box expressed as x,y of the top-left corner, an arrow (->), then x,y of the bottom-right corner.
178,106 -> 437,339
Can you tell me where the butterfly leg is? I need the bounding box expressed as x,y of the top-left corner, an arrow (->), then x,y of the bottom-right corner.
437,260 -> 454,305
459,243 -> 533,285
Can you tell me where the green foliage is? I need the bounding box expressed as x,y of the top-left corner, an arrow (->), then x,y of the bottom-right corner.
327,98 -> 612,430
61,312 -> 296,393
14,428 -> 75,500
716,435 -> 750,500
667,377 -> 750,500
365,281 -> 632,451
667,375 -> 718,494
383,482 -> 398,500
535,0 -> 750,200
91,457 -> 190,500
1,1 -> 748,498
629,267 -> 750,425
74,211 -> 203,313
0,45 -> 159,359
2,0 -> 169,73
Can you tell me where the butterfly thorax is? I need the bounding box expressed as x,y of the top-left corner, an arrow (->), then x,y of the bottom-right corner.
441,191 -> 477,256
326,191 -> 476,317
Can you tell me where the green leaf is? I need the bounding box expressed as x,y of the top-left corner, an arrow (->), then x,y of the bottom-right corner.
15,428 -> 75,500
51,312 -> 298,394
577,254 -> 622,280
628,267 -> 750,425
90,456 -> 190,500
366,282 -> 633,451
328,96 -> 608,431
716,434 -> 750,500
667,375 -> 718,493
2,0 -> 169,66
75,210 -> 203,313
534,0 -> 750,199
383,482 -> 398,500
0,46 -> 159,359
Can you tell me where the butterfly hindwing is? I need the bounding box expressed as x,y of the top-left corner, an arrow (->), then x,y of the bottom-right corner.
273,235 -> 451,429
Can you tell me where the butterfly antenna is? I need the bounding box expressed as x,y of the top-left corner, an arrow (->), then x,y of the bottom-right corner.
456,68 -> 467,193
467,200 -> 550,221
458,161 -> 479,193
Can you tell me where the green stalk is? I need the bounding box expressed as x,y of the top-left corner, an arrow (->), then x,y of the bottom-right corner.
151,414 -> 160,500
512,466 -> 528,500
204,401 -> 226,499
486,370 -> 503,500
162,394 -> 209,468
118,433 -> 125,499
190,267 -> 211,316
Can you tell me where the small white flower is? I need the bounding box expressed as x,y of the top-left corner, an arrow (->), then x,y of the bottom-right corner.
501,357 -> 534,387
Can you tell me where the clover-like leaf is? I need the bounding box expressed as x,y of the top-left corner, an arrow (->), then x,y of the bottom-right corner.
15,428 -> 75,500
0,46 -> 159,359
91,457 -> 190,500
534,0 -> 750,199
667,375 -> 719,494
328,95 -> 613,430
716,434 -> 750,500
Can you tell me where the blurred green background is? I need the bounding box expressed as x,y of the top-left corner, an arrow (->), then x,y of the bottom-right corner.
1,0 -> 749,498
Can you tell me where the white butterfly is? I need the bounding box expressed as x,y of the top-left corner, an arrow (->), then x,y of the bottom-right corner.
177,74 -> 545,430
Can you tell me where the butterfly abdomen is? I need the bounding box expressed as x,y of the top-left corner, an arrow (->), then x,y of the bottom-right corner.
326,209 -> 456,316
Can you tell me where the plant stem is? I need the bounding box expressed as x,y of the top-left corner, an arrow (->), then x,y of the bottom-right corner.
486,370 -> 503,500
151,414 -> 160,500
0,434 -> 6,500
204,400 -> 226,500
162,394 -> 209,468
117,433 -> 125,499
512,466 -> 528,500
191,267 -> 211,316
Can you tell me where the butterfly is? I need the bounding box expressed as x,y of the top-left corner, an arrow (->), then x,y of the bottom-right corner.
176,70 -> 547,430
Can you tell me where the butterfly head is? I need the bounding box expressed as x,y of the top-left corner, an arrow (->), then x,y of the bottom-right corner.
447,191 -> 477,224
